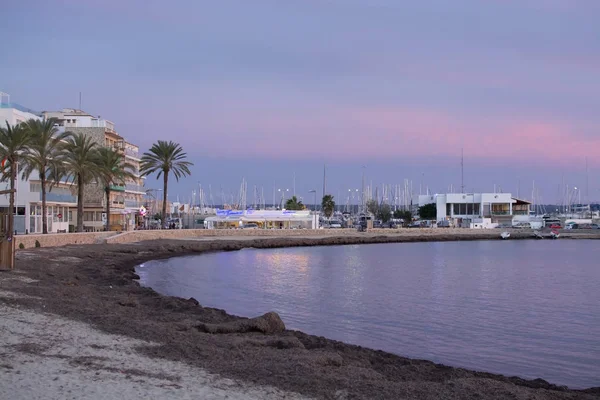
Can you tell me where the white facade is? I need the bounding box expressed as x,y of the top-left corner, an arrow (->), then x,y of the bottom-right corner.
205,209 -> 316,229
418,193 -> 529,228
0,173 -> 75,234
0,92 -> 42,126
42,109 -> 116,131
0,96 -> 73,233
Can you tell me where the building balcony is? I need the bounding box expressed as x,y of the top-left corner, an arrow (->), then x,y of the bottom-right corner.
91,119 -> 115,132
111,201 -> 125,209
124,147 -> 141,160
125,183 -> 146,193
41,192 -> 77,204
124,199 -> 144,208
110,185 -> 125,192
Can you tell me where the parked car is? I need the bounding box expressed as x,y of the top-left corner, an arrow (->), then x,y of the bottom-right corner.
549,224 -> 562,229
242,223 -> 259,229
591,224 -> 600,229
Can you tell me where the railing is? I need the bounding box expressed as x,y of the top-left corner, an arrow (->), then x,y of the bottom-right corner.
125,199 -> 143,208
91,119 -> 115,131
125,183 -> 146,193
0,102 -> 41,115
124,148 -> 140,159
110,185 -> 125,192
43,192 -> 77,203
492,210 -> 511,215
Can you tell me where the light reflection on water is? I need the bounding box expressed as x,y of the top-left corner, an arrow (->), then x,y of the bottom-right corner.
137,240 -> 600,389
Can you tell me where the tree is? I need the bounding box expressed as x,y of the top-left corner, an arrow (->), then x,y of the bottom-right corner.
60,133 -> 101,232
321,194 -> 335,218
393,209 -> 413,226
377,203 -> 392,223
96,147 -> 136,231
22,118 -> 71,234
0,121 -> 32,237
140,141 -> 193,228
366,199 -> 379,216
284,195 -> 304,210
418,203 -> 437,220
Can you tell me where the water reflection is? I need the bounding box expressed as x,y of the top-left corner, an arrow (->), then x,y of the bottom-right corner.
138,241 -> 600,389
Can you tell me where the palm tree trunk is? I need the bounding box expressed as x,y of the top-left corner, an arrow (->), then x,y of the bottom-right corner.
8,159 -> 16,237
41,170 -> 48,234
77,175 -> 84,232
162,172 -> 168,229
105,188 -> 111,232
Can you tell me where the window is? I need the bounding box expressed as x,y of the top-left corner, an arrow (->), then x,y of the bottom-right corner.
83,211 -> 95,221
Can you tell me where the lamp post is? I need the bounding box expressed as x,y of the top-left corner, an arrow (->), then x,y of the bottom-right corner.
309,189 -> 317,212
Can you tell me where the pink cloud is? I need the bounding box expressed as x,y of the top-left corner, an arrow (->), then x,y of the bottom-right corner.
188,104 -> 600,166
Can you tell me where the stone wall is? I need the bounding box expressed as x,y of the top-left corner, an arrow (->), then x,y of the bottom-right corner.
104,227 -> 498,244
15,231 -> 118,249
14,227 -> 534,249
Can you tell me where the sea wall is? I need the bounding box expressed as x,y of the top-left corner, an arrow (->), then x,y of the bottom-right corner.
16,228 -> 483,248
15,231 -> 118,249
16,228 -> 599,249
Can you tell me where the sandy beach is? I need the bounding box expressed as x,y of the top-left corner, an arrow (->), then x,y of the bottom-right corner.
1,234 -> 599,399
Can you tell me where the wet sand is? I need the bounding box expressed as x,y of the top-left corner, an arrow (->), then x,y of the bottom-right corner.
1,234 -> 599,399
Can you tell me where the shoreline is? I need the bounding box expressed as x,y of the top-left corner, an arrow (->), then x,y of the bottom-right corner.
2,235 -> 599,399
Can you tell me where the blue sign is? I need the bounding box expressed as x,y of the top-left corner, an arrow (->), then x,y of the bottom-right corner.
216,209 -> 244,216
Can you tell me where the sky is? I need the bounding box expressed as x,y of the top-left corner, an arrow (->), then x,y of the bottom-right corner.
1,0 -> 599,205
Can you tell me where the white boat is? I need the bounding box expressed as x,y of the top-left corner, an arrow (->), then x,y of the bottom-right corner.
550,230 -> 560,239
533,231 -> 544,239
500,232 -> 511,240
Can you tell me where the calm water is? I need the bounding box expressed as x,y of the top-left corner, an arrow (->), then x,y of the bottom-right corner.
137,241 -> 600,388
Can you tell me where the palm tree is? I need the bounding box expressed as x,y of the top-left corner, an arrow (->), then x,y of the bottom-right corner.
59,133 -> 101,232
0,121 -> 32,237
140,141 -> 193,227
321,194 -> 335,219
21,118 -> 70,234
284,195 -> 304,210
95,147 -> 136,232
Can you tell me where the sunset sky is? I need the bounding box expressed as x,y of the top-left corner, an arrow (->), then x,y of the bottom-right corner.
2,0 -> 599,204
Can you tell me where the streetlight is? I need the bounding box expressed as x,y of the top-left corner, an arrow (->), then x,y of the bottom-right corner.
309,189 -> 317,212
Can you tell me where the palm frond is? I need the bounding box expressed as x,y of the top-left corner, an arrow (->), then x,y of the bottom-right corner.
140,140 -> 193,182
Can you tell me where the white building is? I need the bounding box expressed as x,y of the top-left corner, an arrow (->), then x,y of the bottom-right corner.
0,92 -> 41,126
0,93 -> 75,233
417,193 -> 530,228
205,209 -> 317,229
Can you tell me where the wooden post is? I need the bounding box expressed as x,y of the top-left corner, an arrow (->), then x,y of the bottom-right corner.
0,189 -> 16,270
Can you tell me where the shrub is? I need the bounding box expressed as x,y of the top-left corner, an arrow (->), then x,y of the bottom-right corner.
19,243 -> 25,249
35,240 -> 41,248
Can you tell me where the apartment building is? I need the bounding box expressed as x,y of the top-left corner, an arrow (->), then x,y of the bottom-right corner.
0,93 -> 76,233
43,109 -> 146,231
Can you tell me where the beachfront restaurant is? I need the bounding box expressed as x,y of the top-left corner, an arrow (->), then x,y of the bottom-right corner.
204,209 -> 315,229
